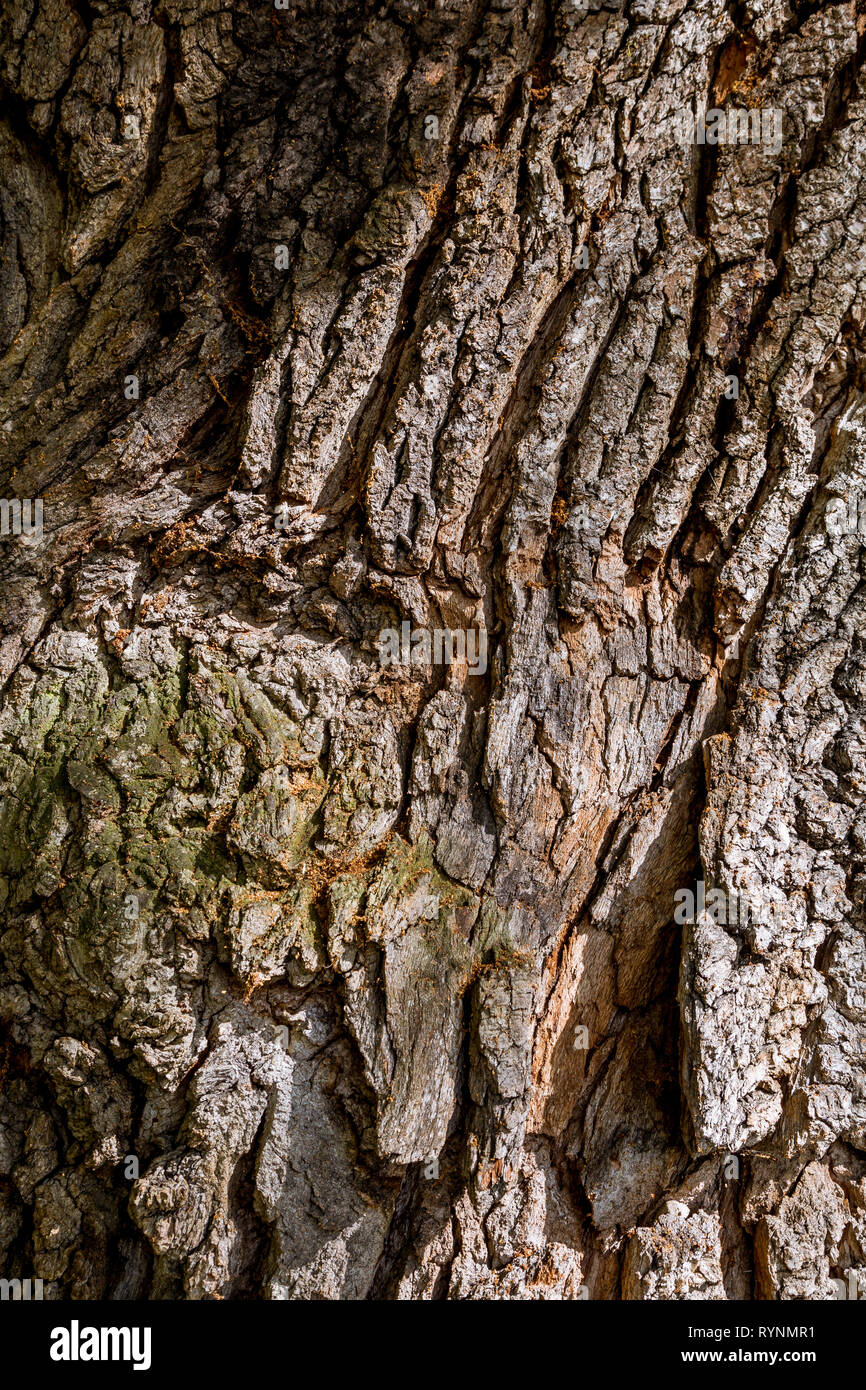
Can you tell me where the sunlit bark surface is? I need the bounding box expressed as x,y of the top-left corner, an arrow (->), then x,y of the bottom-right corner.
1,0 -> 865,1300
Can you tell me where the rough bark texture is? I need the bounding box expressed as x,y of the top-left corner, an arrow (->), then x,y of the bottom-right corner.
0,0 -> 865,1302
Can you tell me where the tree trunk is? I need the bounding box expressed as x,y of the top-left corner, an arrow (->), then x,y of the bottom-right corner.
1,0 -> 864,1302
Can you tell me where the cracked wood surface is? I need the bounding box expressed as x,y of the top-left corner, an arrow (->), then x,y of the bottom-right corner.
0,0 -> 864,1300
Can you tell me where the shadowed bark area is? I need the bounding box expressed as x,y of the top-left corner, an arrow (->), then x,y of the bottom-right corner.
0,0 -> 864,1301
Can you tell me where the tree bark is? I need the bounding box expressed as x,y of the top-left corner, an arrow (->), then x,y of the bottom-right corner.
0,0 -> 864,1301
